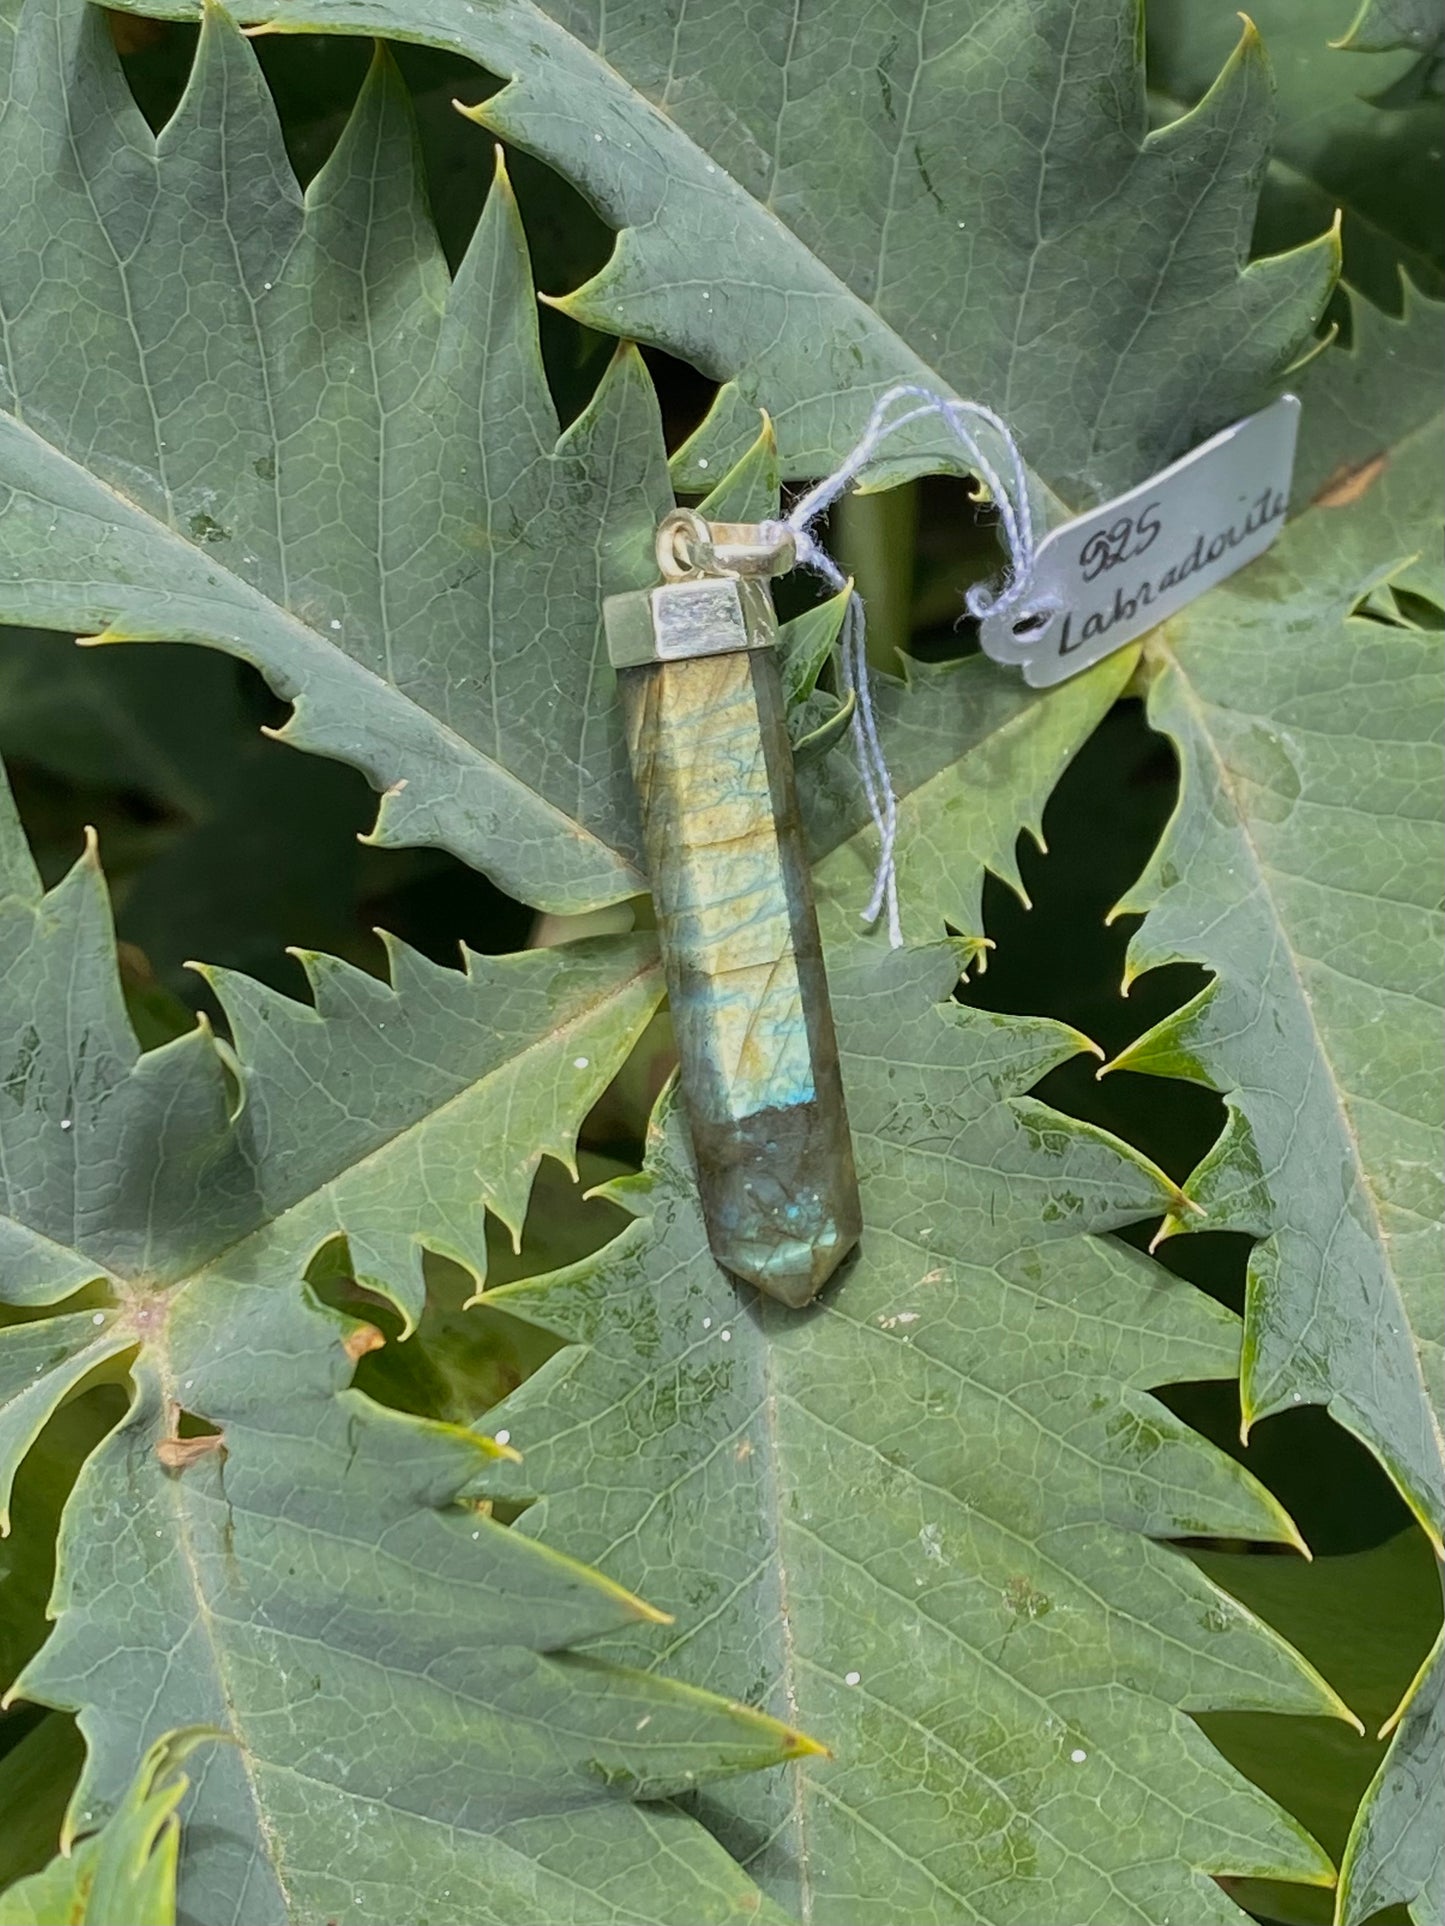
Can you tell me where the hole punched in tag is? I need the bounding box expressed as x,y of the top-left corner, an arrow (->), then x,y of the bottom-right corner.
1008,607 -> 1056,645
977,394 -> 1301,685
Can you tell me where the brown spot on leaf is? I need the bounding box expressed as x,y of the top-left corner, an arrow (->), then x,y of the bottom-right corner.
1004,1575 -> 1053,1620
1315,452 -> 1388,508
342,1322 -> 385,1362
156,1433 -> 226,1472
156,1399 -> 224,1472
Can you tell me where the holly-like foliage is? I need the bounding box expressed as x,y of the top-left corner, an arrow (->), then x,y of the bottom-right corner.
0,2 -> 1439,1923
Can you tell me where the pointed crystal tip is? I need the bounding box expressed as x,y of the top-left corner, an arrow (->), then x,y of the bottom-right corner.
700,1126 -> 862,1309
714,1215 -> 859,1309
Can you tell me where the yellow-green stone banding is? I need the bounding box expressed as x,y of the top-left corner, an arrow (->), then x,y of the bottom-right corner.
620,646 -> 861,1306
628,649 -> 813,1121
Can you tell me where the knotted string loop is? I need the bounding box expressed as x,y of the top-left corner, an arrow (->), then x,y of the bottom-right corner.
762,383 -> 1045,950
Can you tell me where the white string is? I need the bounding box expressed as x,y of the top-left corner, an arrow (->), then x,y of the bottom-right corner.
765,383 -> 1046,950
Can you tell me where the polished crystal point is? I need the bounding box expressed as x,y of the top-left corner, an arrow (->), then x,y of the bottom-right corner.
611,572 -> 861,1307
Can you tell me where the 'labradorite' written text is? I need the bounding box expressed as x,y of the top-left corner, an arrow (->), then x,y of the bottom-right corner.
1057,485 -> 1287,657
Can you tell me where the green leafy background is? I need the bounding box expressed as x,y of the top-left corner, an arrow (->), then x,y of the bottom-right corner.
0,0 -> 1440,1923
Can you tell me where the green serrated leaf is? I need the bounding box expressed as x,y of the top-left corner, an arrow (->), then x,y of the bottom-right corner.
0,631 -> 445,1000
0,1726 -> 211,1926
105,0 -> 1336,510
472,928 -> 1347,1924
1112,285 -> 1444,1534
790,686 -> 857,767
1108,286 -> 1444,1922
806,647 -> 1138,951
520,5 -> 1336,506
431,682 -> 1359,1925
1337,1629 -> 1445,1926
779,591 -> 853,712
1190,1530 -> 1442,1926
1336,0 -> 1444,58
0,761 -> 818,1925
1149,0 -> 1444,305
0,0 -> 674,916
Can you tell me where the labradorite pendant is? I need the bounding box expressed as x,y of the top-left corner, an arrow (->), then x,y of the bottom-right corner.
605,512 -> 861,1307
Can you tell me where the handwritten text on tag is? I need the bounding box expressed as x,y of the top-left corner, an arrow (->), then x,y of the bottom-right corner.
979,395 -> 1300,687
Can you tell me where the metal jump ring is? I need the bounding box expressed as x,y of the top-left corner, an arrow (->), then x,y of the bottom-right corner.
656,508 -> 714,582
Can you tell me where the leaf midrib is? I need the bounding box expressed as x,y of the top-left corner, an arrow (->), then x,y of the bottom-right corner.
508,1283 -> 1287,1702
143,1358 -> 295,1922
777,1400 -> 1321,1913
754,1322 -> 811,1925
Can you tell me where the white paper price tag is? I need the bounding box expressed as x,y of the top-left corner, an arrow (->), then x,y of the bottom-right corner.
979,395 -> 1300,687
